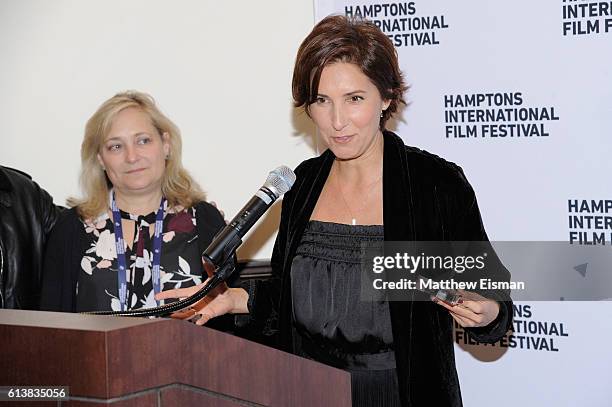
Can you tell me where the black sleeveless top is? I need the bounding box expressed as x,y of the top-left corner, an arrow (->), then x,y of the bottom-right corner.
291,221 -> 402,406
290,220 -> 396,369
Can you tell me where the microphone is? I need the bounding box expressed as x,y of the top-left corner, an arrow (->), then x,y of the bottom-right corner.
85,165 -> 296,318
202,165 -> 296,269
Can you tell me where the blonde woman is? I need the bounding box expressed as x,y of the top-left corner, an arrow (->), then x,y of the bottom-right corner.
41,91 -> 228,314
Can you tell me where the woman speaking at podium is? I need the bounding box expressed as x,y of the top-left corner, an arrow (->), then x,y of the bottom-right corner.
158,16 -> 512,407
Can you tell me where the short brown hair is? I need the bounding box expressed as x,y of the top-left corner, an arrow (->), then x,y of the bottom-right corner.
292,15 -> 407,129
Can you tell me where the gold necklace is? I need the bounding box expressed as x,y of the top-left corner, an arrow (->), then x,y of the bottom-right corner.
334,164 -> 382,226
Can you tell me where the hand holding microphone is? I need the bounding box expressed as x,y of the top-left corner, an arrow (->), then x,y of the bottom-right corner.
154,165 -> 296,322
156,260 -> 248,325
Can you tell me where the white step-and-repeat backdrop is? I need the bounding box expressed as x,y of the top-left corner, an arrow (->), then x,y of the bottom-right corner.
314,1 -> 611,405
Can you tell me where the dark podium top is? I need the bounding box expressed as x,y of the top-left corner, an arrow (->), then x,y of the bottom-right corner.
0,309 -> 351,406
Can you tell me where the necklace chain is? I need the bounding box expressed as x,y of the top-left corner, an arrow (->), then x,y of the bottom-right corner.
334,163 -> 382,226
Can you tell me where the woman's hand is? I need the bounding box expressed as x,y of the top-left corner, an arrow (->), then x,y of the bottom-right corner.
433,290 -> 500,328
155,260 -> 249,326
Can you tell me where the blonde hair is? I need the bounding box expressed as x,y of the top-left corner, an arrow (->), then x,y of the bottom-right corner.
69,90 -> 205,219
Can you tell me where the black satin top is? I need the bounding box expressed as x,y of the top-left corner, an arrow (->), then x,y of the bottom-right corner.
290,220 -> 396,370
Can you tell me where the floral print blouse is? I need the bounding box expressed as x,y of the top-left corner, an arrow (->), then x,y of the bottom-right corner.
76,202 -> 203,312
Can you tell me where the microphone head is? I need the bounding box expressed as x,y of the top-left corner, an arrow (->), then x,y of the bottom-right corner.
264,165 -> 296,197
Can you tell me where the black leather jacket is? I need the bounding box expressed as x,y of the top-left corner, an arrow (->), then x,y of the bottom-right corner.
0,166 -> 60,309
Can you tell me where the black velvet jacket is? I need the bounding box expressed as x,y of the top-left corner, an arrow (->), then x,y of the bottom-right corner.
247,131 -> 512,407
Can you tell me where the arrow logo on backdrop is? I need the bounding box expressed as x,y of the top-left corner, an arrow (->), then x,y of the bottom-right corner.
573,263 -> 588,277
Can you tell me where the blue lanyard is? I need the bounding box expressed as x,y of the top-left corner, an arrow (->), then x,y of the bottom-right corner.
111,192 -> 165,311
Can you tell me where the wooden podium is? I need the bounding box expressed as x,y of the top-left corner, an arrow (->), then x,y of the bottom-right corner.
0,309 -> 351,406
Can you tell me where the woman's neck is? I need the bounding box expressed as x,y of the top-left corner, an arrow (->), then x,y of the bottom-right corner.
113,189 -> 163,216
334,131 -> 384,185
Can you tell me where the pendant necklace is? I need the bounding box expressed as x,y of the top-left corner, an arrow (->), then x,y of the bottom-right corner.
334,163 -> 382,226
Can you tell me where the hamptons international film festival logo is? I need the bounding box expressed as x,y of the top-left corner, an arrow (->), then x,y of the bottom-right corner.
562,0 -> 612,36
343,2 -> 449,46
444,92 -> 560,139
455,304 -> 570,352
568,199 -> 612,245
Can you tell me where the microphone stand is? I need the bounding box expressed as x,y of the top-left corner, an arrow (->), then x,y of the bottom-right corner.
84,256 -> 236,318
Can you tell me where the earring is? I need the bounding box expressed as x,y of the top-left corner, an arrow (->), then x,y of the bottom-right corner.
380,111 -> 384,118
